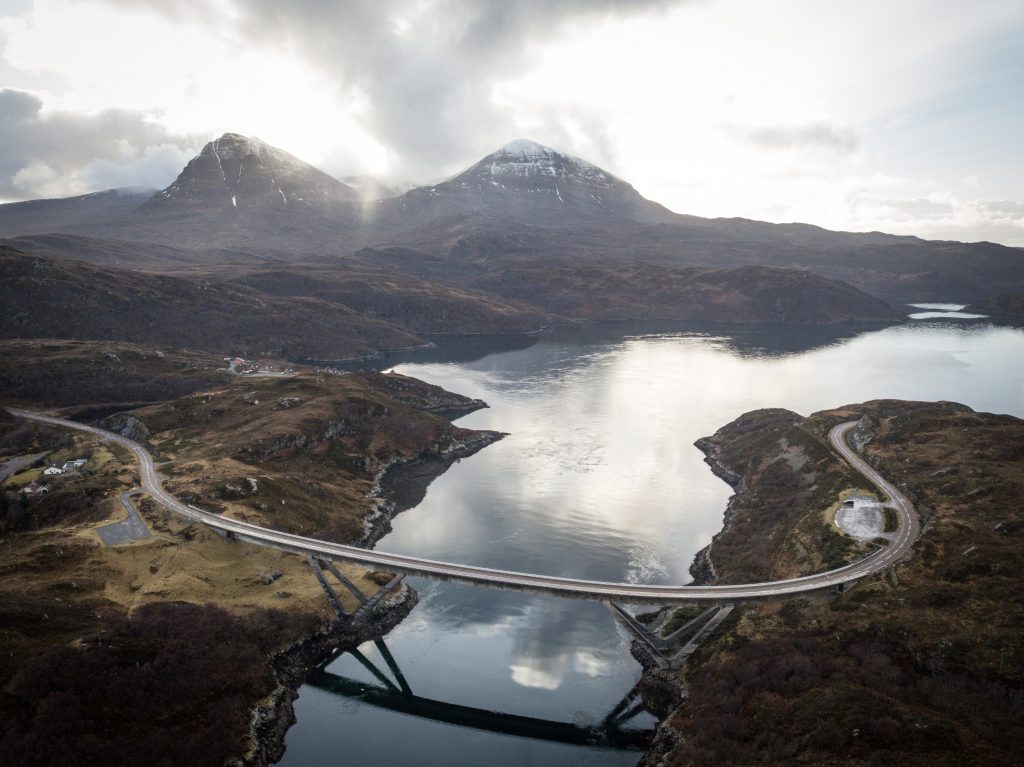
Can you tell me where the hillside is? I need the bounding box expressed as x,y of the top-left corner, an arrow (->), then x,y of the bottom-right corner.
0,237 -> 554,335
115,133 -> 363,250
463,261 -> 903,324
0,233 -> 236,271
0,368 -> 499,764
0,340 -> 229,408
0,188 -> 153,238
643,401 -> 1024,766
208,263 -> 553,334
116,371 -> 501,542
0,247 -> 423,360
967,293 -> 1024,320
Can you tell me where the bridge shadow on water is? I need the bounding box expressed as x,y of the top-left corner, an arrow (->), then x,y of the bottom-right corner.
307,639 -> 655,751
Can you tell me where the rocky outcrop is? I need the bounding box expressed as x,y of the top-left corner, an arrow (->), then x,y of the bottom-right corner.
99,412 -> 151,442
234,419 -> 355,463
356,371 -> 489,417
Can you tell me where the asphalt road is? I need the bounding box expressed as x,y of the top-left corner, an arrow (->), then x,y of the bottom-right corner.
96,490 -> 151,546
0,452 -> 45,482
13,411 -> 921,605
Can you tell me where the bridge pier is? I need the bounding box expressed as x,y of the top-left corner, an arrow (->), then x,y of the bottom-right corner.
833,579 -> 858,594
604,602 -> 671,666
306,555 -> 406,624
669,605 -> 734,666
607,602 -> 736,669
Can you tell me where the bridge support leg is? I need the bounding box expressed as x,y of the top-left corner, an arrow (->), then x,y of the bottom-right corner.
307,556 -> 406,624
604,602 -> 671,666
318,558 -> 369,602
307,556 -> 351,621
834,579 -> 858,595
669,605 -> 734,668
351,574 -> 405,622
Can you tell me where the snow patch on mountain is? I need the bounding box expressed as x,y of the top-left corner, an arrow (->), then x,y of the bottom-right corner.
482,139 -> 614,186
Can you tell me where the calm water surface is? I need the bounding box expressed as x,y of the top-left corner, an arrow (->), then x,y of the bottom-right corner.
279,319 -> 1024,766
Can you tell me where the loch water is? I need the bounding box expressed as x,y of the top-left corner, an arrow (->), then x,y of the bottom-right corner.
279,316 -> 1024,766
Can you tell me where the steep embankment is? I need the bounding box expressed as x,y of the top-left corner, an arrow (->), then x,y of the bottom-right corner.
643,400 -> 1024,767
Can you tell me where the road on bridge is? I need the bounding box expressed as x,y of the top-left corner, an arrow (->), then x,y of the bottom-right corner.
12,410 -> 920,605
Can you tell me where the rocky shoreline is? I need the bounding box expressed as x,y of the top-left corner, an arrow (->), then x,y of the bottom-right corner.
237,427 -> 504,764
237,583 -> 420,767
686,435 -> 744,585
632,433 -> 750,765
359,429 -> 506,548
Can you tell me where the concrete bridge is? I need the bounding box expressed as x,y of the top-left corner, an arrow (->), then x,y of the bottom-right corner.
13,412 -> 919,612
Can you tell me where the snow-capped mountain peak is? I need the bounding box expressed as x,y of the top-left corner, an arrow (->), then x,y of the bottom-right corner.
139,132 -> 357,216
480,139 -> 614,185
378,137 -> 666,227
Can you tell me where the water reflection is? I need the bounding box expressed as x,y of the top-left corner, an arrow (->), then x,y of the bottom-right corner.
306,639 -> 652,750
332,320 -> 900,371
281,319 -> 1024,767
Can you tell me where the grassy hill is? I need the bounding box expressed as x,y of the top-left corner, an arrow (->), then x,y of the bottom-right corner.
644,401 -> 1024,767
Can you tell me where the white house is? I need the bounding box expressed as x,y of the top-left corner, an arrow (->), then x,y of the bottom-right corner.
43,466 -> 63,476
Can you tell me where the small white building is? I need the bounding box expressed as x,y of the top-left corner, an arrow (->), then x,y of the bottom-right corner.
43,466 -> 63,476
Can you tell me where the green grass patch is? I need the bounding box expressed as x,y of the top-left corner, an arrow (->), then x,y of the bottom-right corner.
4,467 -> 42,488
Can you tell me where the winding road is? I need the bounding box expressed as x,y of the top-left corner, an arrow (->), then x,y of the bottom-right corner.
13,410 -> 920,605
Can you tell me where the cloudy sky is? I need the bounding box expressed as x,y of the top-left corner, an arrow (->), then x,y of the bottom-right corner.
1,0 -> 1022,244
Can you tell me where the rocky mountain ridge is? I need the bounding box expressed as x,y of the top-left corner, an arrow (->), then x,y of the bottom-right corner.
139,133 -> 358,216
0,132 -> 1022,305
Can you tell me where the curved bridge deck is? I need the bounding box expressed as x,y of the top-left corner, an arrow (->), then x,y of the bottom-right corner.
14,411 -> 920,605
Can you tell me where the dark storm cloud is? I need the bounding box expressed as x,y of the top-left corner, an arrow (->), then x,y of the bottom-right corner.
0,89 -> 196,198
116,0 -> 677,177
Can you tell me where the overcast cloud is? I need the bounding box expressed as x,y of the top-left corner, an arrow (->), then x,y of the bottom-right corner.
1,0 -> 1022,244
145,0 -> 674,178
0,88 -> 195,198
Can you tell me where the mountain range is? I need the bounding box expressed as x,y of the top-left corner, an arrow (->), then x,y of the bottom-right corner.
1,132 -> 1022,354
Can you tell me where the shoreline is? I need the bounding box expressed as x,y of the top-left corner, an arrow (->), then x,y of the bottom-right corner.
240,427 -> 505,764
686,435 -> 745,585
633,433 -> 750,766
238,583 -> 420,767
359,429 -> 506,548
